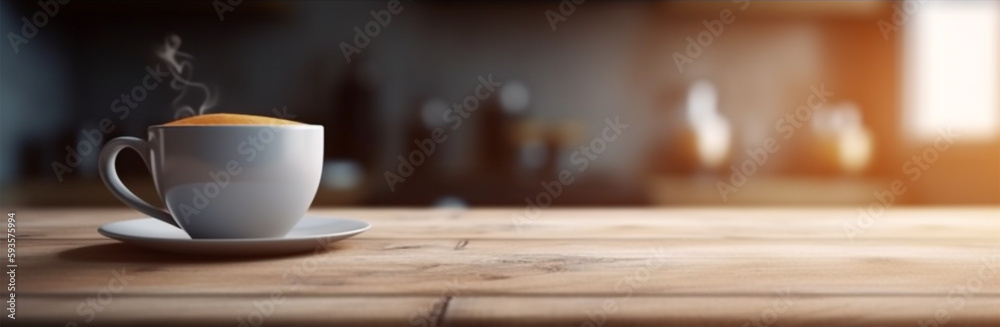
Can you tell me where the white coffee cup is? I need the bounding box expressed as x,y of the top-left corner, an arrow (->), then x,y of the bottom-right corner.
99,124 -> 324,239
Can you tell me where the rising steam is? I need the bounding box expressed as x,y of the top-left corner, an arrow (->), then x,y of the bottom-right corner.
156,34 -> 218,119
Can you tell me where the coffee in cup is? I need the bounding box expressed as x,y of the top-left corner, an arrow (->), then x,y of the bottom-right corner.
99,113 -> 323,239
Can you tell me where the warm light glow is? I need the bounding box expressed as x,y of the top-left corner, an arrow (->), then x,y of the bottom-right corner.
687,80 -> 730,168
838,127 -> 873,174
904,0 -> 1000,141
815,103 -> 873,173
694,116 -> 731,168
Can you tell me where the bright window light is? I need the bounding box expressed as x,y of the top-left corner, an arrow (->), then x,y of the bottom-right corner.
904,0 -> 1000,141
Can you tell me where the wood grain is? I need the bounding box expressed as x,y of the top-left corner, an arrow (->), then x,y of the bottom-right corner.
17,238 -> 1000,295
13,207 -> 1000,239
18,295 -> 443,327
7,208 -> 1000,326
444,296 -> 1000,327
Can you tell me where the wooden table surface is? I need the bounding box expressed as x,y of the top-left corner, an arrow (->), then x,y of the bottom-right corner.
11,207 -> 1000,326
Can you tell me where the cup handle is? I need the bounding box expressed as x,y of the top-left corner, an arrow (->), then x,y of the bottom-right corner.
98,136 -> 179,228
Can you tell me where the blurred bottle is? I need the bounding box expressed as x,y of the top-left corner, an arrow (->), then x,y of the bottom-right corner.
479,80 -> 531,177
513,120 -> 546,179
398,96 -> 450,181
330,59 -> 380,174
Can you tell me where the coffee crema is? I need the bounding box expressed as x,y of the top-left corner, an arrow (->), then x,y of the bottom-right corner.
165,113 -> 304,126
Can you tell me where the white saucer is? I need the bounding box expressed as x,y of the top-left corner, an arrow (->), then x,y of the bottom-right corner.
98,216 -> 371,256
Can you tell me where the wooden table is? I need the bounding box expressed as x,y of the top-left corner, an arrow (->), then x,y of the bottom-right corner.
11,207 -> 1000,326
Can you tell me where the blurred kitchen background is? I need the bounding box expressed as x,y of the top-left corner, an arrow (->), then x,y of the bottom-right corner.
1,0 -> 998,207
